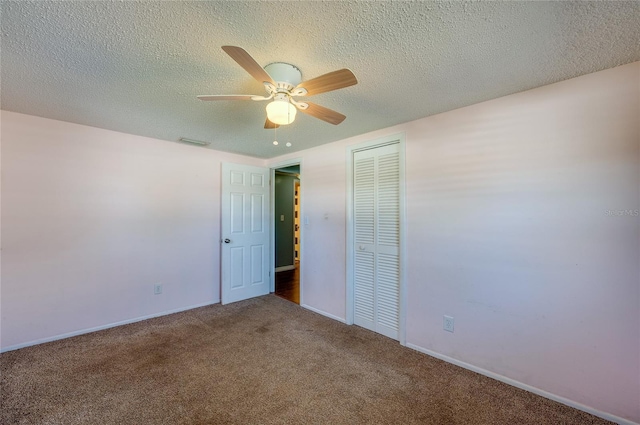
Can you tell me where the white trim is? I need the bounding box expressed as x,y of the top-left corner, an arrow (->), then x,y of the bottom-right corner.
275,265 -> 296,272
346,147 -> 355,325
406,343 -> 639,425
269,167 -> 276,293
345,133 -> 407,345
269,157 -> 304,170
397,136 -> 407,347
301,304 -> 347,324
0,301 -> 218,353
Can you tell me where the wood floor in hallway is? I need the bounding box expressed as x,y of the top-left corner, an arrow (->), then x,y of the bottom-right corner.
275,263 -> 299,304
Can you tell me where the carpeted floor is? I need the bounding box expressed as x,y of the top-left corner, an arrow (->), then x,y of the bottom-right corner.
1,295 -> 612,425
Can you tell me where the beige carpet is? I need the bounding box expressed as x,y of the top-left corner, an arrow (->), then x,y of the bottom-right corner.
1,295 -> 612,424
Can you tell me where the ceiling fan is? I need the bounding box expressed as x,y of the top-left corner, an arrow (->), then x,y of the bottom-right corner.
198,46 -> 358,128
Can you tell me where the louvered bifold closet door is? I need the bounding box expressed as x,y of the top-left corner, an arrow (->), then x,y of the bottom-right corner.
354,152 -> 376,332
353,143 -> 400,340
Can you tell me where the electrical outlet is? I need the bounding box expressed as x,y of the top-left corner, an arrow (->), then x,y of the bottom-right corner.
443,315 -> 454,333
154,284 -> 163,295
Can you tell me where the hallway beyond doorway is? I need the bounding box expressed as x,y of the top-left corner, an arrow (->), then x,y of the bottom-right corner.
275,262 -> 299,304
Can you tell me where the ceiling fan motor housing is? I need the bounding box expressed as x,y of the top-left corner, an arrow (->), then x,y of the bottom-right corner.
264,62 -> 302,91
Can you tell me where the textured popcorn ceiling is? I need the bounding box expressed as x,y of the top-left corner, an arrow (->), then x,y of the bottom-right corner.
1,1 -> 639,158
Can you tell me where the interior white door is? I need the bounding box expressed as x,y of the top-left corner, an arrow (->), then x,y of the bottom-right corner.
221,163 -> 270,304
353,143 -> 400,340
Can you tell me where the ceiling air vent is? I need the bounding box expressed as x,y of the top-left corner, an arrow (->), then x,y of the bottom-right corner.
178,137 -> 210,147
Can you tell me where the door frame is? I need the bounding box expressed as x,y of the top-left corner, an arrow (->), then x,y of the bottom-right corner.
273,170 -> 299,272
269,158 -> 303,303
345,134 -> 407,345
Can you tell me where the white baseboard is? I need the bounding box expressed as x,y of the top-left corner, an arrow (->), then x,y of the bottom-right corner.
275,265 -> 296,272
0,300 -> 219,353
406,343 -> 638,425
301,304 -> 347,324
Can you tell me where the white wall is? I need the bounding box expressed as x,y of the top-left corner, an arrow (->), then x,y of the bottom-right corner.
270,62 -> 640,423
0,111 -> 263,350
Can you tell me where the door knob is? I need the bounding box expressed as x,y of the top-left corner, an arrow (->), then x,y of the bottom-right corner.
224,238 -> 231,244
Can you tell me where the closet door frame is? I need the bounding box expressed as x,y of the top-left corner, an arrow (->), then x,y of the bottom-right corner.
346,133 -> 407,346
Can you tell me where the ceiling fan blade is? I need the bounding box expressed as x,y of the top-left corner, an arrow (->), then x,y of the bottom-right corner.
264,118 -> 279,129
221,46 -> 275,85
299,102 -> 346,125
197,95 -> 255,101
295,69 -> 357,96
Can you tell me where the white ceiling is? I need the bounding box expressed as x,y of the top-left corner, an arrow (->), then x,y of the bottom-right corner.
2,1 -> 639,159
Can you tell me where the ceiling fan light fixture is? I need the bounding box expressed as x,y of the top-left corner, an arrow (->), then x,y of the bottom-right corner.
266,98 -> 296,125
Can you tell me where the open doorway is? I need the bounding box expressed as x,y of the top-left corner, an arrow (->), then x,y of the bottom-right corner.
273,164 -> 300,304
